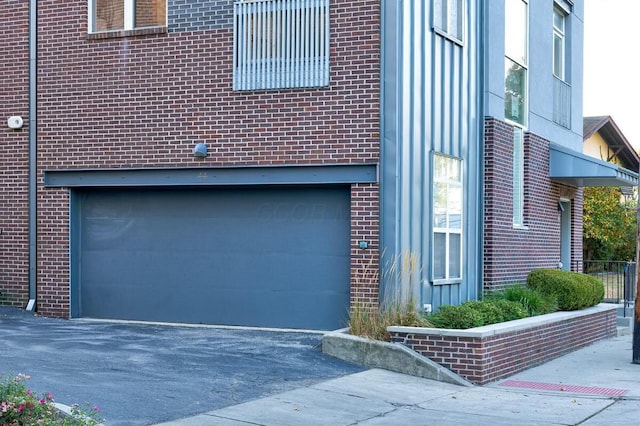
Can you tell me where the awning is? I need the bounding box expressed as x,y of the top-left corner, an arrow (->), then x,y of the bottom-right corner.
549,143 -> 639,187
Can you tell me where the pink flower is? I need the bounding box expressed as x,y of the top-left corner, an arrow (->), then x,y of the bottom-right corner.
17,404 -> 25,412
39,399 -> 46,404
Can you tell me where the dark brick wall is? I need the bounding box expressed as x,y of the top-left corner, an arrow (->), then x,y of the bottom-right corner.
390,306 -> 617,385
168,0 -> 233,32
28,0 -> 381,317
483,118 -> 583,291
0,2 -> 30,308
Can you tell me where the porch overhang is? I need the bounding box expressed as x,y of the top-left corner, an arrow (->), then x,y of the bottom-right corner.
549,143 -> 639,187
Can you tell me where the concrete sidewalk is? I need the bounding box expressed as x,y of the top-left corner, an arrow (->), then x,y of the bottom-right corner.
154,332 -> 640,426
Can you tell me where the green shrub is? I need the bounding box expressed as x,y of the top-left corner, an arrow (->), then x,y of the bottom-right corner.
526,269 -> 604,310
487,298 -> 529,321
428,304 -> 484,329
491,285 -> 558,316
461,300 -> 506,325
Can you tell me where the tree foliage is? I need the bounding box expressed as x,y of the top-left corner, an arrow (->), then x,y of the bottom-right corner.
583,186 -> 637,261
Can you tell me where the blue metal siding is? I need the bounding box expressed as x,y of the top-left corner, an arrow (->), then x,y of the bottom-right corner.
381,0 -> 481,311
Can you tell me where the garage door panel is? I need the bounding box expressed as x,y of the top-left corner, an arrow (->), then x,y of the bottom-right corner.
77,187 -> 350,330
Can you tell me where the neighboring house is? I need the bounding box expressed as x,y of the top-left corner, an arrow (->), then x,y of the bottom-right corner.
1,0 -> 637,330
583,116 -> 639,184
581,115 -> 638,265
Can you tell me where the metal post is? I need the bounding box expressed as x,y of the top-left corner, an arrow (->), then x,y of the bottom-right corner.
634,192 -> 640,363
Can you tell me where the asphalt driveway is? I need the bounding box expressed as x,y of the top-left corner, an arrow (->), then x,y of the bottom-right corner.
0,307 -> 363,425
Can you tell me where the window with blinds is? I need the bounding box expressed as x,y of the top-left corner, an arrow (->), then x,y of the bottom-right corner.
233,0 -> 330,91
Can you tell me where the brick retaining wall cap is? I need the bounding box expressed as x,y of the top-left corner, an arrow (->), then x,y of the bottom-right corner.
387,303 -> 617,338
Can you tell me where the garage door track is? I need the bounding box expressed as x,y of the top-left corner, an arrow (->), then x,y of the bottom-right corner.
0,307 -> 363,425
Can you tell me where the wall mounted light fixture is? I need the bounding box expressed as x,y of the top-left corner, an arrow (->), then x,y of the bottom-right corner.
7,116 -> 24,129
193,142 -> 208,158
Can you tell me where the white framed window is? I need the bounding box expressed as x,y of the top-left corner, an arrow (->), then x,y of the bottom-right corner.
553,6 -> 566,80
433,0 -> 464,42
233,0 -> 330,91
512,126 -> 525,227
504,0 -> 528,127
432,153 -> 463,283
88,0 -> 166,33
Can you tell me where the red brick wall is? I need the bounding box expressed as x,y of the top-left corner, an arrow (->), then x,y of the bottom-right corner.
0,2 -> 30,307
29,0 -> 381,316
351,184 -> 380,307
390,306 -> 617,385
483,118 -> 583,291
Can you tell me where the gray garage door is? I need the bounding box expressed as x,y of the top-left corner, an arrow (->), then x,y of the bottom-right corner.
74,186 -> 351,330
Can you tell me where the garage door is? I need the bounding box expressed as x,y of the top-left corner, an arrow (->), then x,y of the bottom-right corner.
74,186 -> 351,330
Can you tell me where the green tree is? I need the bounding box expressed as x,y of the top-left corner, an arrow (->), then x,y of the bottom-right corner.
583,186 -> 637,261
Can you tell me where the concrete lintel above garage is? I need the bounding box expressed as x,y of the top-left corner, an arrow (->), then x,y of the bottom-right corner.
44,163 -> 378,188
549,143 -> 639,187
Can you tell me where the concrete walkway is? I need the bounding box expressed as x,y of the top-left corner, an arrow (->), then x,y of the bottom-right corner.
154,332 -> 640,426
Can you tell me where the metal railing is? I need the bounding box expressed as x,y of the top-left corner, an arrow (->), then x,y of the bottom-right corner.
575,260 -> 636,317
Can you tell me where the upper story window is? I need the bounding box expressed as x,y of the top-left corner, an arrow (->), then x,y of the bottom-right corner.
433,0 -> 463,42
553,6 -> 566,80
89,0 -> 166,33
504,0 -> 528,127
433,153 -> 463,283
233,0 -> 330,91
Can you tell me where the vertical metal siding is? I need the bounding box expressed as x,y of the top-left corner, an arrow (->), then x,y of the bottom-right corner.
381,0 -> 481,311
233,0 -> 329,91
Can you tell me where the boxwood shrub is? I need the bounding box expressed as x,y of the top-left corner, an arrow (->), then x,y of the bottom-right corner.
526,269 -> 604,310
428,299 -> 528,329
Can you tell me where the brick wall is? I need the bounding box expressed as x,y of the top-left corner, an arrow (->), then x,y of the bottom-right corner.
168,0 -> 232,32
30,0 -> 381,317
0,2 -> 30,308
483,118 -> 583,291
390,305 -> 617,385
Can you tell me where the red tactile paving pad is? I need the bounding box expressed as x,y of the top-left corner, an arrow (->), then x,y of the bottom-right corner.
499,380 -> 628,397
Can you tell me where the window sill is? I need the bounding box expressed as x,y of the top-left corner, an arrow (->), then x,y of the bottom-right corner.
87,26 -> 167,40
433,27 -> 464,46
431,279 -> 462,286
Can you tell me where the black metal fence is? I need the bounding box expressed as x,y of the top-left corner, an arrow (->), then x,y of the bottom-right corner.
575,260 -> 636,316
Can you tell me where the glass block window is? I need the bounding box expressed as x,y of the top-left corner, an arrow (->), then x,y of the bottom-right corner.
513,126 -> 525,226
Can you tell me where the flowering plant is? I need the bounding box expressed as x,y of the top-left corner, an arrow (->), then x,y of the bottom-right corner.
0,373 -> 102,425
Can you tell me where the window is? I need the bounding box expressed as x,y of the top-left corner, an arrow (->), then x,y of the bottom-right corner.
233,0 -> 330,91
553,6 -> 566,80
434,0 -> 463,42
505,0 -> 527,226
89,0 -> 166,33
512,127 -> 525,226
433,154 -> 463,282
504,0 -> 528,127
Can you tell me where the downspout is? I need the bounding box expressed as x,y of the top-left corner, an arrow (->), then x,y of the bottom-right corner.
26,0 -> 37,311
